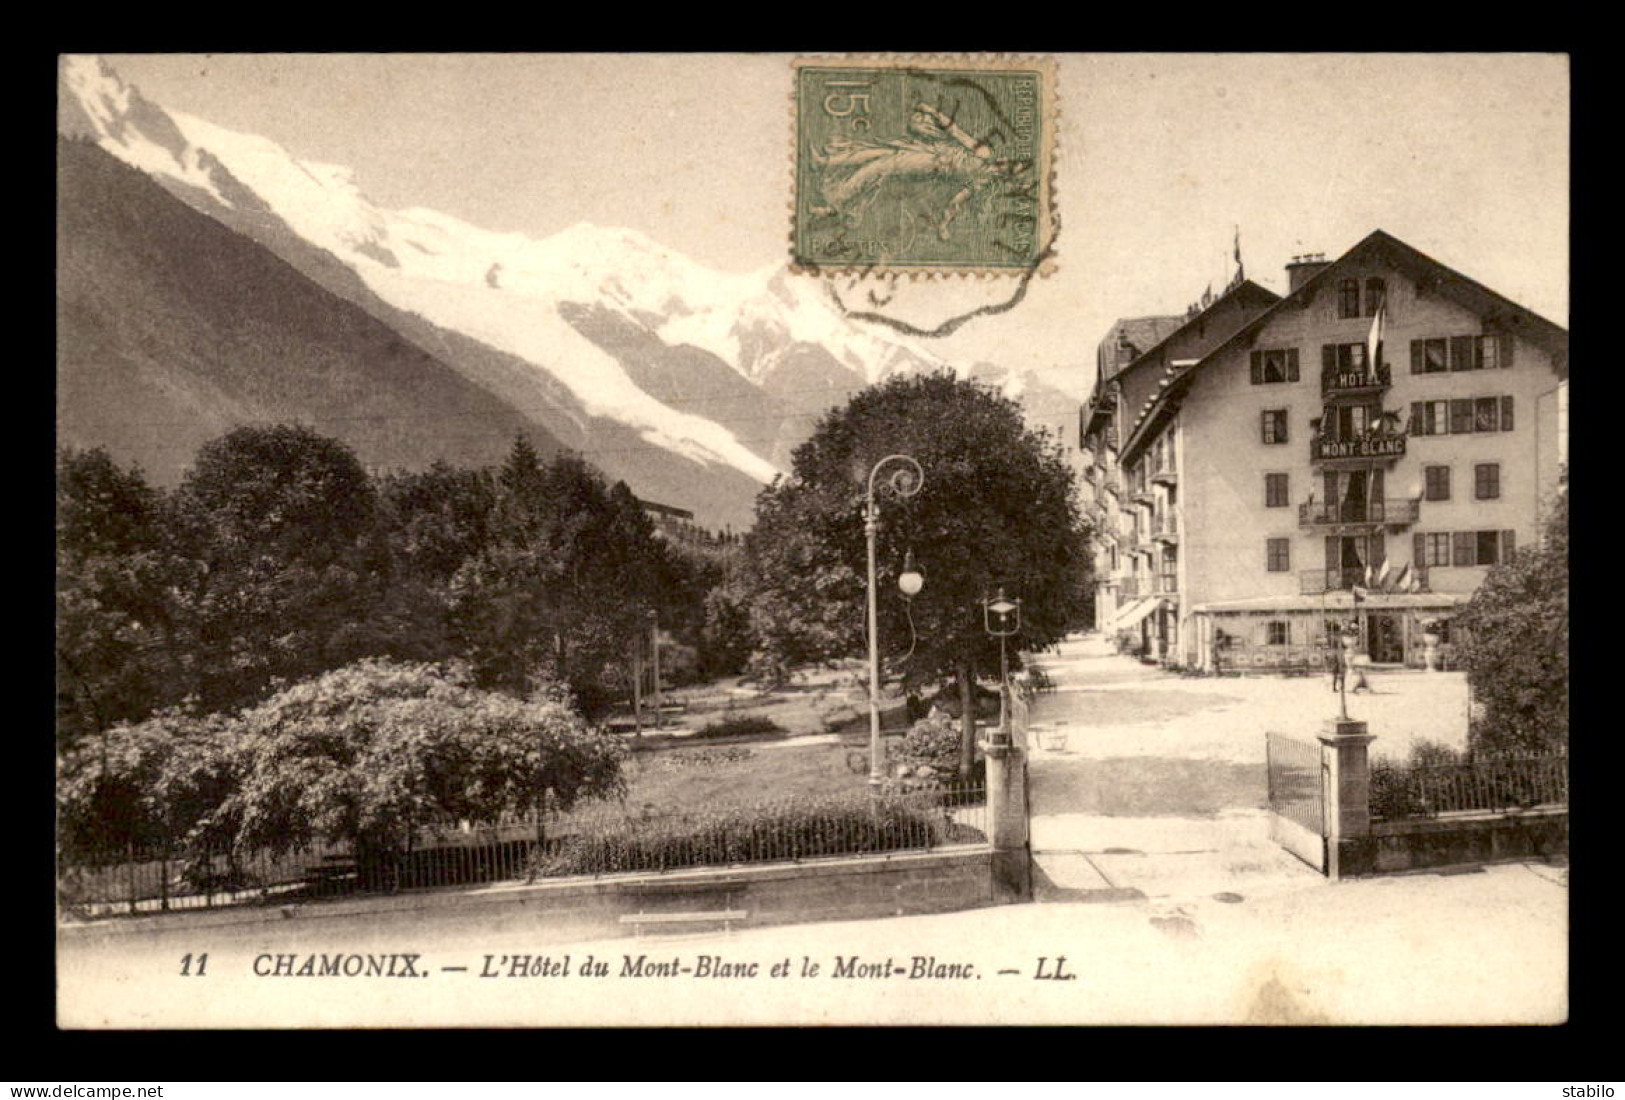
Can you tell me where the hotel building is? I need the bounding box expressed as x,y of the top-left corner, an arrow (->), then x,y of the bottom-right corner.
1078,230 -> 1567,670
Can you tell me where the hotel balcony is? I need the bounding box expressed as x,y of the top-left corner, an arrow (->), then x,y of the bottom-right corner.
1321,363 -> 1392,398
1151,512 -> 1180,543
1101,469 -> 1124,496
1120,576 -> 1141,599
1299,566 -> 1430,596
1297,498 -> 1419,530
1130,480 -> 1154,506
1310,429 -> 1407,467
1149,459 -> 1177,487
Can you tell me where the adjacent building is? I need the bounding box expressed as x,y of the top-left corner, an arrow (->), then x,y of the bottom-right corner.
1079,230 -> 1568,670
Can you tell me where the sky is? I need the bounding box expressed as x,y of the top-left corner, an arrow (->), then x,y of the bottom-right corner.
103,53 -> 1569,408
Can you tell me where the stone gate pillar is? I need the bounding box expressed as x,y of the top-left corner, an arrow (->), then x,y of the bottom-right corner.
984,740 -> 1032,902
1319,718 -> 1376,879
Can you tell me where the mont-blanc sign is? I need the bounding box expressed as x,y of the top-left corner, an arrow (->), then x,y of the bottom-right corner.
1312,434 -> 1407,461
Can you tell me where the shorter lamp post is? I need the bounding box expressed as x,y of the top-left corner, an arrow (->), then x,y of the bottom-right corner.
983,588 -> 1022,746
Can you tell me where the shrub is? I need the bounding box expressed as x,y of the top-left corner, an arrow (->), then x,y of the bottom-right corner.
897,710 -> 960,769
653,747 -> 755,770
693,714 -> 785,739
531,795 -> 967,877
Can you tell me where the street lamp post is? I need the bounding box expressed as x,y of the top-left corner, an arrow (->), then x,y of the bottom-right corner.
865,454 -> 924,792
983,588 -> 1022,746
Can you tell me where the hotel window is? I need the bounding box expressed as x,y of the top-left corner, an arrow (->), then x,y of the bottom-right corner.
1321,343 -> 1370,375
1449,335 -> 1479,372
1338,279 -> 1361,319
1250,348 -> 1300,385
1261,409 -> 1289,444
1475,463 -> 1501,500
1266,620 -> 1291,646
1449,399 -> 1474,435
1409,400 -> 1448,436
1265,473 -> 1290,508
1474,397 -> 1501,432
1364,278 -> 1386,316
1417,532 -> 1452,567
1410,338 -> 1449,374
1451,529 -> 1516,567
1424,465 -> 1451,501
1266,538 -> 1291,572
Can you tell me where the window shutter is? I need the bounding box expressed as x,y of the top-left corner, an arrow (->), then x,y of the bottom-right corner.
1287,349 -> 1300,382
1410,341 -> 1423,374
1452,531 -> 1473,567
1449,335 -> 1475,372
1409,401 -> 1424,434
1325,535 -> 1339,571
1500,334 -> 1515,368
1250,351 -> 1263,385
1413,532 -> 1425,566
1370,532 -> 1385,569
1503,529 -> 1517,560
1501,395 -> 1514,431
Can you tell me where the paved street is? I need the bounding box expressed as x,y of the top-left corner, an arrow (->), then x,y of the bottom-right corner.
1023,632 -> 1478,904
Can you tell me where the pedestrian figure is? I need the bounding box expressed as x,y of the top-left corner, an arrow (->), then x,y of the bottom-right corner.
1327,643 -> 1344,692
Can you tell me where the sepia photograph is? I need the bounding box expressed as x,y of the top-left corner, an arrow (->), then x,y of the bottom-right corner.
54,52 -> 1569,1029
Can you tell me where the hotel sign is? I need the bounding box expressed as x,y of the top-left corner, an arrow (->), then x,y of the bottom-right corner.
1313,434 -> 1407,461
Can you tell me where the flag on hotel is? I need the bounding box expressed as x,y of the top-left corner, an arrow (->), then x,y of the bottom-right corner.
1392,563 -> 1412,593
1374,558 -> 1392,591
1367,301 -> 1385,381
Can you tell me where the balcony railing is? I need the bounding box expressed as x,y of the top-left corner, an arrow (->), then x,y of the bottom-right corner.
1300,566 -> 1430,596
1151,512 -> 1180,540
1298,498 -> 1420,528
1310,429 -> 1407,464
1321,362 -> 1392,396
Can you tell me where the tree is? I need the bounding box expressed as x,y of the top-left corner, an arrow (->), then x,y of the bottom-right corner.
1456,491 -> 1568,756
168,425 -> 393,713
448,440 -> 677,719
225,659 -> 623,887
56,448 -> 182,752
745,371 -> 1089,775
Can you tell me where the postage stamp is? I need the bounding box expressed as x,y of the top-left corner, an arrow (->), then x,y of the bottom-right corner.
792,56 -> 1056,276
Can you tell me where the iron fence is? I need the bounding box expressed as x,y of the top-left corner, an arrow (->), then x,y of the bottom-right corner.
1371,753 -> 1567,820
1266,732 -> 1325,838
59,788 -> 989,921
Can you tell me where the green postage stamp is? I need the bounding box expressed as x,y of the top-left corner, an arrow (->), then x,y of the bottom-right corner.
792,56 -> 1056,276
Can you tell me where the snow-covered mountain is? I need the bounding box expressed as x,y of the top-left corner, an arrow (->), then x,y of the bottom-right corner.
59,56 -> 1058,527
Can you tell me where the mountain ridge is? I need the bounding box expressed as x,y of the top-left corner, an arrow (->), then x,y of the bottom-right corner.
57,55 -> 1077,528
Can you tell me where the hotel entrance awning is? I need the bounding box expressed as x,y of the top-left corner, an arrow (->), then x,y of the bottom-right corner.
1106,597 -> 1163,632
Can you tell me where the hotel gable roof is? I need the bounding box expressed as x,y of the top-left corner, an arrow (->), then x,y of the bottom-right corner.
1087,278 -> 1281,462
1115,229 -> 1570,464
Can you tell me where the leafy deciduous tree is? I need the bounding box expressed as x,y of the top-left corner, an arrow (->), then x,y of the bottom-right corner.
744,372 -> 1090,775
1457,491 -> 1568,756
